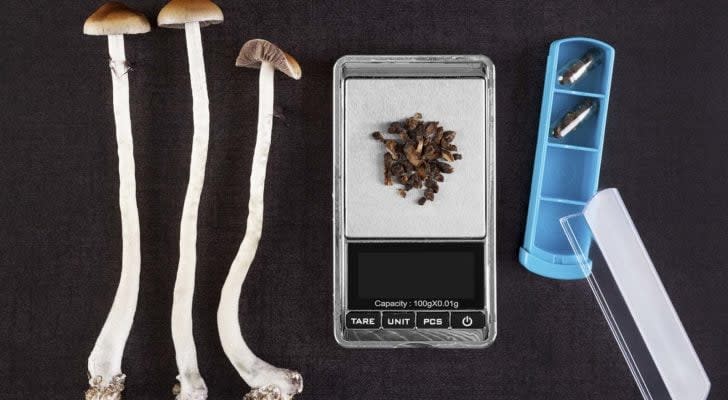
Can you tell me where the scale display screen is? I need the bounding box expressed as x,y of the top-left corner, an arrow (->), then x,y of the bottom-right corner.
348,242 -> 484,310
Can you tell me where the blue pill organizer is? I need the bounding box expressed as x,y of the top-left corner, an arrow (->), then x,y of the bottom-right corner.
519,37 -> 615,280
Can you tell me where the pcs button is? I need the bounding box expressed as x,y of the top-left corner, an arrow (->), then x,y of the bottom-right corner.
416,312 -> 449,329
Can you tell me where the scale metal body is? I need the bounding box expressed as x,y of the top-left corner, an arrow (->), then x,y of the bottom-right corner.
333,55 -> 496,348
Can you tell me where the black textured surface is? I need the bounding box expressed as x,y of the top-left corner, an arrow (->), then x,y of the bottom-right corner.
1,1 -> 727,399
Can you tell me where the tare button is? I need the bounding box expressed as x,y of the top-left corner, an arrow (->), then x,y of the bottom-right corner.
450,312 -> 486,329
416,312 -> 449,329
345,312 -> 381,329
382,312 -> 415,329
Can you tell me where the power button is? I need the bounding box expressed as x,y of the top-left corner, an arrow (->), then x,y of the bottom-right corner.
450,312 -> 485,329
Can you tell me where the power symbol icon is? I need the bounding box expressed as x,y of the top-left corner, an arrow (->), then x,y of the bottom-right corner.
452,312 -> 484,329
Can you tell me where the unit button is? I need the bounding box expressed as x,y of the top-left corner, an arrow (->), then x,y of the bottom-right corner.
416,312 -> 450,329
345,312 -> 381,329
382,312 -> 415,329
450,312 -> 486,329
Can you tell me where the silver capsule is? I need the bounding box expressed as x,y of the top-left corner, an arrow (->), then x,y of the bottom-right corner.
551,99 -> 598,139
557,48 -> 603,86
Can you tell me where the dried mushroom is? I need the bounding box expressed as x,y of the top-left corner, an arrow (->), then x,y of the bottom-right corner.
372,113 -> 462,205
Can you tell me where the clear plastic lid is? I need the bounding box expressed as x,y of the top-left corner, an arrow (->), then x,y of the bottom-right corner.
560,188 -> 710,400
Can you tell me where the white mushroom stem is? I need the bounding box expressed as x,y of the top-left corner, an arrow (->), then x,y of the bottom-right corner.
171,21 -> 209,400
218,62 -> 303,399
87,34 -> 141,394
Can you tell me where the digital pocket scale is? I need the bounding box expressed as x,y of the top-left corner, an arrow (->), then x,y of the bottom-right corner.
333,55 -> 496,348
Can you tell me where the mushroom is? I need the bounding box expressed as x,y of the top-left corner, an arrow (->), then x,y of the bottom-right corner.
441,149 -> 455,162
384,140 -> 399,160
422,144 -> 438,161
403,141 -> 422,167
157,1 -> 223,399
217,39 -> 303,400
83,2 -> 149,398
383,153 -> 394,186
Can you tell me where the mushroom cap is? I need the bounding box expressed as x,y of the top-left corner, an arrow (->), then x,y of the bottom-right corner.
84,2 -> 151,36
157,0 -> 223,29
235,39 -> 301,80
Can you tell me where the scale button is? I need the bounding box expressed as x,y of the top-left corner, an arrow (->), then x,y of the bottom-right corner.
451,312 -> 485,329
382,312 -> 415,329
345,312 -> 381,329
416,312 -> 450,329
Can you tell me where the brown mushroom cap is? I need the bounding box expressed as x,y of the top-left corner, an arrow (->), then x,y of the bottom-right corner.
84,2 -> 151,36
235,39 -> 302,80
157,0 -> 223,29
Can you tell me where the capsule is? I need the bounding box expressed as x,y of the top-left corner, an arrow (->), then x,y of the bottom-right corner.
557,48 -> 603,86
551,99 -> 598,139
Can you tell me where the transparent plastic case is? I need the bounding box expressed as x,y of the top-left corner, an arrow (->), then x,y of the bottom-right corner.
561,189 -> 710,400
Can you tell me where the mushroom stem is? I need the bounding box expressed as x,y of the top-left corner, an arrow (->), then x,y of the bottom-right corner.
87,33 -> 142,392
218,62 -> 302,399
171,21 -> 209,399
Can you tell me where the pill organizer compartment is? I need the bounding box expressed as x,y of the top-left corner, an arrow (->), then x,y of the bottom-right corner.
554,40 -> 610,96
541,147 -> 598,202
547,93 -> 602,149
534,201 -> 584,256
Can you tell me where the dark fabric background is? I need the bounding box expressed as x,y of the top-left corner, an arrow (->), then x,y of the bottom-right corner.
1,1 -> 727,399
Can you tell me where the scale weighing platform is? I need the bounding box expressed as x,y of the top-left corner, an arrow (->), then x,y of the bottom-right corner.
333,55 -> 496,348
